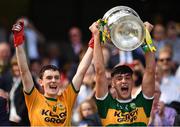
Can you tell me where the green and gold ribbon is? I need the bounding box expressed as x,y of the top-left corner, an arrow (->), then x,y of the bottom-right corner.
97,19 -> 111,43
141,28 -> 156,52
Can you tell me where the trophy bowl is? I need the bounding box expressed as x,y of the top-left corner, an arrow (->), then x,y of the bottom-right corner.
103,6 -> 145,51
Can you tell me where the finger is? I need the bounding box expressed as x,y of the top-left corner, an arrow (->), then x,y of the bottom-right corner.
15,25 -> 22,30
13,24 -> 22,31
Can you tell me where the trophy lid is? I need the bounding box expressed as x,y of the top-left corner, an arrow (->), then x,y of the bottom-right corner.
103,6 -> 140,26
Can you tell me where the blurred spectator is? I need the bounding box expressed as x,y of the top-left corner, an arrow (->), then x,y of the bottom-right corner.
0,42 -> 11,77
62,26 -> 85,81
0,55 -> 43,126
130,59 -> 144,98
24,17 -> 45,60
0,96 -> 10,126
78,99 -> 102,127
152,23 -> 167,58
62,26 -> 84,64
0,25 -> 7,42
133,59 -> 145,75
132,70 -> 143,98
166,21 -> 180,65
30,58 -> 41,79
149,83 -> 177,126
69,26 -> 84,57
46,42 -> 63,68
174,114 -> 180,126
29,59 -> 44,94
157,46 -> 180,113
108,46 -> 145,69
175,65 -> 180,79
1,55 -> 30,125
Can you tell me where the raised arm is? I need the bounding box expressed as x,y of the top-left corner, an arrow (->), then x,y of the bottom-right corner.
12,20 -> 34,93
142,22 -> 155,97
72,37 -> 94,91
89,22 -> 108,98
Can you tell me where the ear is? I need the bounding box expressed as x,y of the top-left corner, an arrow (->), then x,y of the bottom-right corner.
38,78 -> 43,87
111,78 -> 115,86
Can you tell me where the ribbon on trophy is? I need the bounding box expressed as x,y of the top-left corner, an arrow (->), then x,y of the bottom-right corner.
97,19 -> 111,43
141,28 -> 156,53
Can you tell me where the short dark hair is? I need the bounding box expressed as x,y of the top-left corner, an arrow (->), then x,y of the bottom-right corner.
39,65 -> 60,79
111,65 -> 133,77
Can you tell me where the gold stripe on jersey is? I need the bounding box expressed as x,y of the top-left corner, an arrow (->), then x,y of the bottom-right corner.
101,107 -> 149,125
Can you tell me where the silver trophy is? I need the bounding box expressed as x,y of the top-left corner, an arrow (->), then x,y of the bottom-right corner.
102,6 -> 145,51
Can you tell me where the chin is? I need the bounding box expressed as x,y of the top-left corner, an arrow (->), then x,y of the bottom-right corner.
121,94 -> 131,100
48,90 -> 59,96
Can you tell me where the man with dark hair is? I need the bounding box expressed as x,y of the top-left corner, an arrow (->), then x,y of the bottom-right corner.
90,21 -> 155,126
12,19 -> 94,126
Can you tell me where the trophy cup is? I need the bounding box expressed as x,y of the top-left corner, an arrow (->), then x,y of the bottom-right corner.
99,6 -> 156,52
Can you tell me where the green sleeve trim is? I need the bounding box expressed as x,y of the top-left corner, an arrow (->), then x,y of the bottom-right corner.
71,82 -> 79,93
24,86 -> 34,95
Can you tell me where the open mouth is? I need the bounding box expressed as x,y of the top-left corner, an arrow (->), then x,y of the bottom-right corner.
49,85 -> 57,90
121,86 -> 129,93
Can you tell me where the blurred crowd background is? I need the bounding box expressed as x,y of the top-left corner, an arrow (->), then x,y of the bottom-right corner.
0,0 -> 180,126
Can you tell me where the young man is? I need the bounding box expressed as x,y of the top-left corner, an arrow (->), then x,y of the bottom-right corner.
12,19 -> 94,126
90,21 -> 155,126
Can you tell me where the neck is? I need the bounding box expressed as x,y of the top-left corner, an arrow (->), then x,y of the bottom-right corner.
117,96 -> 131,101
162,70 -> 171,77
44,94 -> 57,100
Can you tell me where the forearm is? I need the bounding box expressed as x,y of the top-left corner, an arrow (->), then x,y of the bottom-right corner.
94,34 -> 105,73
72,47 -> 93,90
142,51 -> 155,97
94,32 -> 108,97
145,52 -> 155,70
16,45 -> 29,74
16,45 -> 34,92
77,48 -> 93,75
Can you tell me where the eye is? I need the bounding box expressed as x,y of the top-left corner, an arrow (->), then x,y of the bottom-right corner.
54,75 -> 60,80
46,76 -> 53,80
115,76 -> 123,81
125,76 -> 131,80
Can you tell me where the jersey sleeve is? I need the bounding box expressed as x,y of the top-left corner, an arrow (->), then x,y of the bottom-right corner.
135,91 -> 154,117
63,82 -> 78,110
24,86 -> 39,111
95,93 -> 112,118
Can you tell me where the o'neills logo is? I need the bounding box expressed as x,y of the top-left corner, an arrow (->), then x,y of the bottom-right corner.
114,109 -> 138,123
41,109 -> 66,124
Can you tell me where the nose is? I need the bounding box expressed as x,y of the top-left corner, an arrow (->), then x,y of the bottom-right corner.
52,77 -> 56,82
121,77 -> 127,83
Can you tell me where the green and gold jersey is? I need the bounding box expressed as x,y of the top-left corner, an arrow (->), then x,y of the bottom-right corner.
95,91 -> 153,126
24,83 -> 78,126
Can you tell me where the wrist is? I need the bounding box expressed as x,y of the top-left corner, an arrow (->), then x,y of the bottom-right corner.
13,34 -> 24,47
141,43 -> 151,53
88,36 -> 94,49
93,32 -> 100,37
